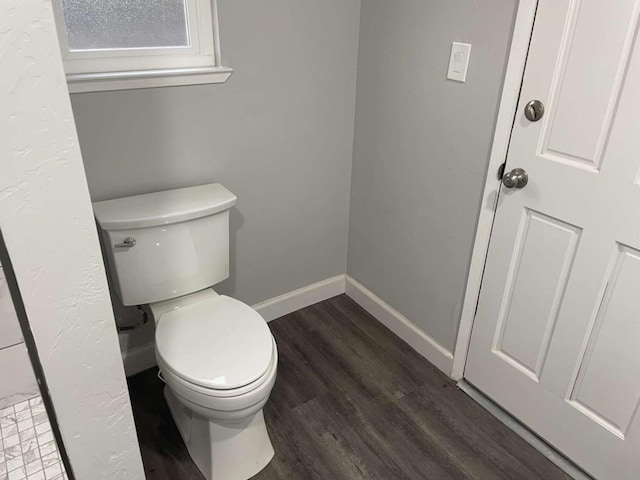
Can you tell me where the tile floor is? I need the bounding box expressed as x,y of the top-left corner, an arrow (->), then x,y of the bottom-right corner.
0,397 -> 67,480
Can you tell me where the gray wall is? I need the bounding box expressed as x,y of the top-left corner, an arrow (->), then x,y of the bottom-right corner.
348,0 -> 517,351
71,0 -> 361,329
71,0 -> 518,358
0,266 -> 39,409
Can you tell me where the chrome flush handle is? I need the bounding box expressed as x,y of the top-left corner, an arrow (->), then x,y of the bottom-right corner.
114,237 -> 137,248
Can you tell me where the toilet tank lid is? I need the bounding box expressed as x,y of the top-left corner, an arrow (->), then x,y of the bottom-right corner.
92,183 -> 237,230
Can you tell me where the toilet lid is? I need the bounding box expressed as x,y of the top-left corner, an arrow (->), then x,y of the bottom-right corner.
155,295 -> 273,390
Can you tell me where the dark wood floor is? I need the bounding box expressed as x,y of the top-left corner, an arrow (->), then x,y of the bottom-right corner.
128,295 -> 571,480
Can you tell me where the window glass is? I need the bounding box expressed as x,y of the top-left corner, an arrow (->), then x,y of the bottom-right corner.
61,0 -> 190,51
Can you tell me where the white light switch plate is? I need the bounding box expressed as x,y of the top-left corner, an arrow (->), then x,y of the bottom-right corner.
447,42 -> 472,82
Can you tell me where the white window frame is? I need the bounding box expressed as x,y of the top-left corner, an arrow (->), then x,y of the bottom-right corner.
52,0 -> 232,93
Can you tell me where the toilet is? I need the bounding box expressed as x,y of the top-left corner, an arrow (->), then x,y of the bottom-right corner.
92,183 -> 277,480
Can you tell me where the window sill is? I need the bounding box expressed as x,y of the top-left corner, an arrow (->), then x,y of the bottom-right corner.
67,66 -> 233,94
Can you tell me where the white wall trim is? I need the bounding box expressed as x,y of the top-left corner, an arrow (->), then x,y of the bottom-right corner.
123,275 -> 347,376
122,343 -> 158,378
67,66 -> 233,94
253,274 -> 346,322
345,276 -> 454,375
451,0 -> 540,381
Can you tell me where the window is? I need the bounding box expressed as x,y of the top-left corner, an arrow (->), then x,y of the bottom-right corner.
52,0 -> 232,93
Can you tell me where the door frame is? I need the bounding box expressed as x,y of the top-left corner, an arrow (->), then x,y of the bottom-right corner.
451,0 -> 540,381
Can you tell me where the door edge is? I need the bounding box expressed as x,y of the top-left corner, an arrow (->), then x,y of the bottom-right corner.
451,0 -> 540,381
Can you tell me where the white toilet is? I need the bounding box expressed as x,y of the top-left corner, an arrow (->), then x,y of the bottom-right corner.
93,183 -> 277,480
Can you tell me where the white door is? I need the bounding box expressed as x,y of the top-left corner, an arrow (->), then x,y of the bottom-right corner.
465,1 -> 640,479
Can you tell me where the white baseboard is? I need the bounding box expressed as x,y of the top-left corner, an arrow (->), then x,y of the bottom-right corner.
122,275 -> 347,376
345,276 -> 454,375
253,275 -> 346,322
122,342 -> 157,377
123,275 -> 455,378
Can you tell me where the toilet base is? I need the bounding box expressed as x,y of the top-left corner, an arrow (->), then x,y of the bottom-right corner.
164,387 -> 275,480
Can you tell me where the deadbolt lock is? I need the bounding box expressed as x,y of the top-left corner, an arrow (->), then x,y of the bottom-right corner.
525,100 -> 545,122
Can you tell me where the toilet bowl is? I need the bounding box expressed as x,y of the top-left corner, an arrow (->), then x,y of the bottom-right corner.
151,289 -> 277,480
92,184 -> 278,480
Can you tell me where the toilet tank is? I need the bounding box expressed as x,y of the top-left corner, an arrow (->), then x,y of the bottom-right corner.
93,184 -> 237,306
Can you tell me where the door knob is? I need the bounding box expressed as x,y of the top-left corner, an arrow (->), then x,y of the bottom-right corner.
525,100 -> 544,122
502,168 -> 528,189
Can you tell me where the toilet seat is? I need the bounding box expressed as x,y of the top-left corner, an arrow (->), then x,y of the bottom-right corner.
157,339 -> 277,422
155,294 -> 274,391
158,338 -> 277,399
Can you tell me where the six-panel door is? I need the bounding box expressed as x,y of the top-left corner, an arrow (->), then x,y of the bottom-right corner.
466,0 -> 640,478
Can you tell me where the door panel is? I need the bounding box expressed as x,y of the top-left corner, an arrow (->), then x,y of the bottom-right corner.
466,0 -> 640,478
569,244 -> 640,439
495,209 -> 581,381
544,0 -> 638,169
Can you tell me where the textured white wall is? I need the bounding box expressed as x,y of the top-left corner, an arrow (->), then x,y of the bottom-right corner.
0,1 -> 145,478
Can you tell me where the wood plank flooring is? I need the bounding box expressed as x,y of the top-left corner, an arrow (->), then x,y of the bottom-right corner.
128,295 -> 572,480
